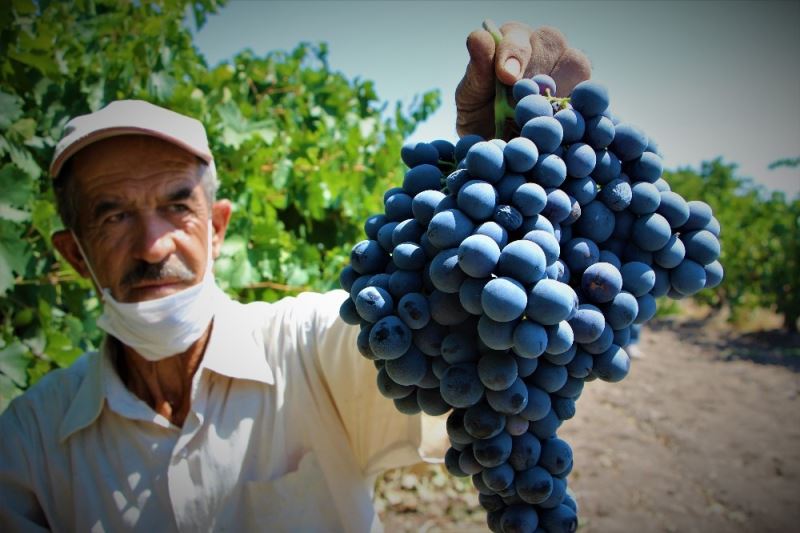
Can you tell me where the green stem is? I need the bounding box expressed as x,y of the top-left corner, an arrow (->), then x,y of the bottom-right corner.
482,20 -> 515,139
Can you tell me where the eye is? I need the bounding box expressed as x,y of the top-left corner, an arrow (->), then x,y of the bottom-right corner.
104,211 -> 129,225
166,203 -> 190,214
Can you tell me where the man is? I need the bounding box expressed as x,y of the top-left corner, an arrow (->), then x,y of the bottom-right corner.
0,23 -> 589,532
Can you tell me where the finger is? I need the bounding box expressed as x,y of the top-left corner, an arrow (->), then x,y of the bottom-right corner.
456,29 -> 496,113
524,26 -> 568,79
495,22 -> 534,85
550,48 -> 592,97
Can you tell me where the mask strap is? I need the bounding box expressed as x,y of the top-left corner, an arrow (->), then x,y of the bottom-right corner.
70,230 -> 106,301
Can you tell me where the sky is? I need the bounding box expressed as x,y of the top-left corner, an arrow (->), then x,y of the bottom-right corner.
194,0 -> 800,198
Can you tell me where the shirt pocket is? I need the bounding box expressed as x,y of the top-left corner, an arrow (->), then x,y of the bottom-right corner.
241,451 -> 343,532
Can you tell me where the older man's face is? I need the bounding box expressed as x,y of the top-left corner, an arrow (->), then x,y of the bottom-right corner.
63,136 -> 217,303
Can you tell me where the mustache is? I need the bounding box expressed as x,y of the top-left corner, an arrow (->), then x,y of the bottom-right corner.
121,257 -> 196,288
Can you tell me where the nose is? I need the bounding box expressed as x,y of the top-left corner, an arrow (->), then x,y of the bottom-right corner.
135,213 -> 177,264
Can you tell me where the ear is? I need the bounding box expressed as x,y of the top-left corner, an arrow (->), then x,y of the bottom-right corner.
210,200 -> 233,260
52,230 -> 91,278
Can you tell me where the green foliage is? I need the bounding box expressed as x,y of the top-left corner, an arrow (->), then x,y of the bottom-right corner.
0,0 -> 438,409
664,159 -> 800,331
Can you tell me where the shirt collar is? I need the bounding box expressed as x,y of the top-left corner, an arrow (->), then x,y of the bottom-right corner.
58,289 -> 274,442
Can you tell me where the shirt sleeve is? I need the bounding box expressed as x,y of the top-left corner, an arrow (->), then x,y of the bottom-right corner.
0,404 -> 50,532
304,290 -> 447,477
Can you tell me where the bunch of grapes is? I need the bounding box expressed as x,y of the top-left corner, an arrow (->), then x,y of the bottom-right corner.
338,38 -> 723,533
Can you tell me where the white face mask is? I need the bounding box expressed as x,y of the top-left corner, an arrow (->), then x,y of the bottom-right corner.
73,225 -> 223,362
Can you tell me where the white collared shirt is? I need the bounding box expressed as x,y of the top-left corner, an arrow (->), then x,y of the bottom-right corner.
0,290 -> 439,532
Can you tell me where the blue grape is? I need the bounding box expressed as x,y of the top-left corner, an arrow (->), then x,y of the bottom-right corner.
554,376 -> 584,400
446,168 -> 471,196
529,360 -> 569,393
515,354 -> 539,378
403,164 -> 443,196
623,241 -> 654,264
493,204 -> 524,232
551,396 -> 576,421
440,363 -> 484,408
670,259 -> 707,295
393,391 -> 421,414
656,190 -> 691,228
454,134 -> 484,161
621,261 -> 656,296
705,215 -> 721,237
593,344 -> 631,382
653,234 -> 686,269
562,237 -> 600,273
339,265 -> 359,292
554,108 -> 586,143
412,190 -> 446,226
610,123 -> 648,161
629,181 -> 661,215
391,218 -> 424,247
338,297 -> 361,325
526,279 -> 577,326
513,320 -> 549,358
466,141 -> 506,183
369,315 -> 413,359
515,466 -> 554,504
613,326 -> 631,347
541,188 -> 572,224
599,249 -> 622,270
564,143 -> 596,178
428,289 -> 470,325
566,348 -> 593,379
496,174 -> 528,204
445,447 -> 468,477
350,239 -> 388,274
464,401 -> 507,439
441,332 -> 479,364
681,230 -> 721,265
482,462 -> 516,492
516,94 -> 554,127
500,504 -> 540,532
458,234 -> 501,278
574,200 -> 615,243
355,286 -> 394,323
509,432 -> 542,471
417,387 -> 451,416
581,323 -> 614,354
532,153 -> 568,188
539,474 -> 567,509
520,383 -> 551,422
385,345 -> 427,386
482,277 -> 528,322
591,149 -> 621,184
447,409 -> 474,446
634,293 -> 657,324
630,151 -> 663,183
539,437 -> 573,476
631,212 -> 672,251
680,200 -> 714,231
392,242 -> 426,270
498,240 -> 547,285
533,73 -> 557,95
653,177 -> 671,192
523,230 -> 560,266
512,182 -> 548,217
401,141 -> 439,167
427,208 -> 475,249
570,80 -> 609,116
458,445 -> 484,475
568,304 -> 606,343
396,292 -> 430,330
704,260 -> 724,288
478,315 -> 518,350
460,276 -> 491,315
604,291 -> 639,329
429,248 -> 466,293
651,265 -> 671,297
545,321 -> 575,355
385,190 -> 413,221
584,115 -> 615,149
599,178 -> 632,211
521,116 -> 563,153
513,78 -> 540,101
581,262 -> 623,303
543,343 -> 577,366
474,221 -> 510,247
563,176 -> 598,206
376,367 -> 414,399
474,431 -> 514,468
458,179 -> 498,221
486,377 -> 529,415
478,350 -> 519,391
540,504 -> 578,533
432,139 -> 455,162
388,269 -> 423,298
504,137 -> 539,173
520,213 -> 556,235
364,214 -> 387,240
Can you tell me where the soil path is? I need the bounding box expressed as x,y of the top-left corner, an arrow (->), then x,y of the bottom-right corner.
379,318 -> 800,532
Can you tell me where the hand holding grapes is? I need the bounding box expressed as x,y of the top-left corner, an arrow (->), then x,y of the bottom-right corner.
456,21 -> 592,139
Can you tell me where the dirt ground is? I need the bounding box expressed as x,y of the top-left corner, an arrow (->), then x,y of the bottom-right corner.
377,314 -> 800,532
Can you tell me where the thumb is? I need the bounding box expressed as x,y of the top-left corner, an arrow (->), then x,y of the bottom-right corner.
494,23 -> 534,85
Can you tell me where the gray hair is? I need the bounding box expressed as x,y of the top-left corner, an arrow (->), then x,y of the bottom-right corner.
54,158 -> 219,235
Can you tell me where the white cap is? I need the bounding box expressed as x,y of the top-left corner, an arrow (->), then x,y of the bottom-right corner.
49,100 -> 213,179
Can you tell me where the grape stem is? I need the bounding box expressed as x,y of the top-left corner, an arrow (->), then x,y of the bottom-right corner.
482,19 -> 515,140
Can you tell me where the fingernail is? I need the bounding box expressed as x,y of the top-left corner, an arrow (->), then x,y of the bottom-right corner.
504,57 -> 521,77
